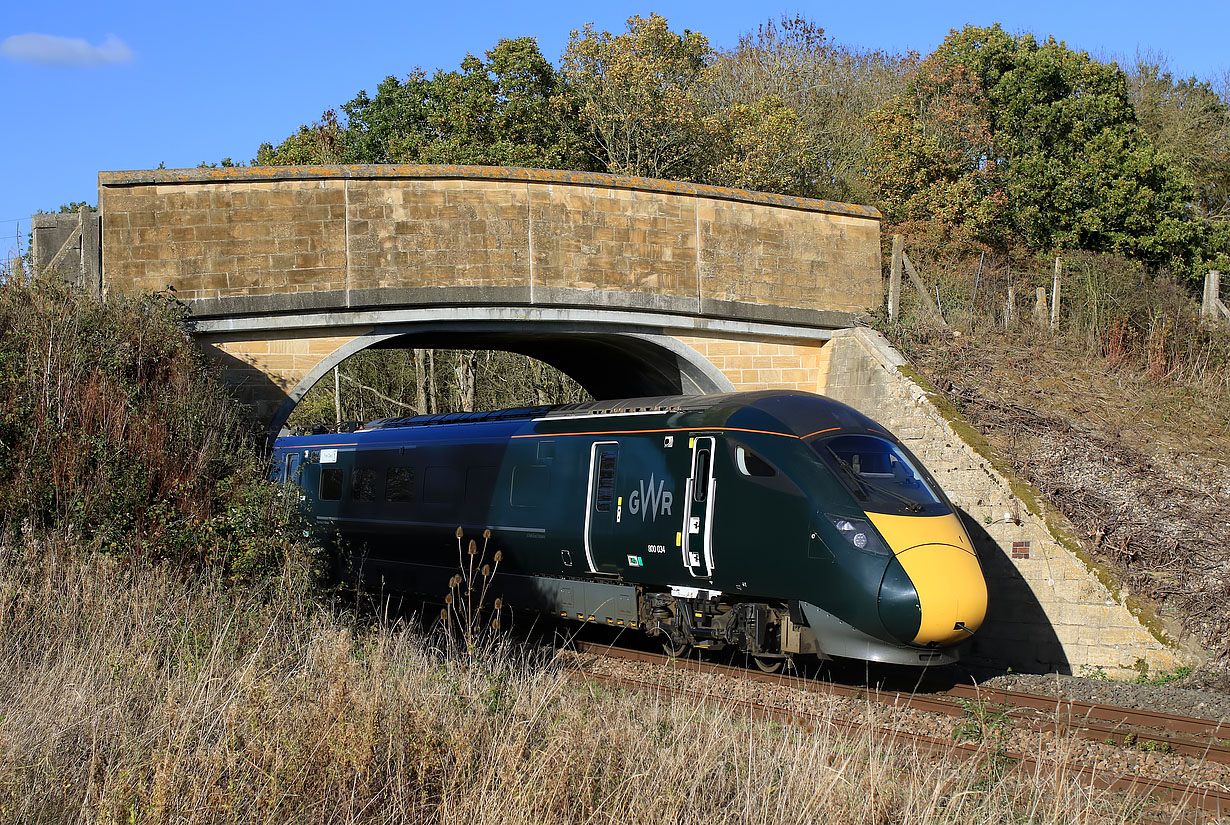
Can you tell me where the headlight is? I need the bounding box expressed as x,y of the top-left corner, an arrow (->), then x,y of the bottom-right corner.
826,514 -> 892,556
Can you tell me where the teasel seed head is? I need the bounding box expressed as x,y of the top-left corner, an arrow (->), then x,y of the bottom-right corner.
493,550 -> 503,563
483,528 -> 492,539
494,598 -> 503,610
468,539 -> 477,556
491,617 -> 500,630
481,564 -> 491,578
455,526 -> 464,539
444,593 -> 453,606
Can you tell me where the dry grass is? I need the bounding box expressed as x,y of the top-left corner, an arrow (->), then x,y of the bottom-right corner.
0,534 -> 1145,824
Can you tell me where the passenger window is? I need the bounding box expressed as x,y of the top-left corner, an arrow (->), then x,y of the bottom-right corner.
595,450 -> 617,512
352,468 -> 377,501
320,468 -> 344,501
385,467 -> 415,502
511,464 -> 550,508
693,449 -> 711,502
424,466 -> 462,504
735,445 -> 776,477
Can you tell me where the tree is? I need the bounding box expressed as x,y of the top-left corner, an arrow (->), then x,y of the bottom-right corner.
868,25 -> 1207,275
701,16 -> 914,202
560,14 -> 712,179
1128,54 -> 1230,220
256,38 -> 593,170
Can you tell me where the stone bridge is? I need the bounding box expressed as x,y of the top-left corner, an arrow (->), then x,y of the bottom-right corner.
89,165 -> 882,433
33,164 -> 1195,678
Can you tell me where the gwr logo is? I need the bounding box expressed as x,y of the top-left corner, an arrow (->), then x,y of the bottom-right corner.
628,474 -> 673,522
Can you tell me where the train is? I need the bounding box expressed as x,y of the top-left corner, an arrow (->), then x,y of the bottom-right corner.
272,390 -> 988,668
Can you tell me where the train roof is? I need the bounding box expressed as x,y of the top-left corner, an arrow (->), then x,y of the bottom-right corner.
274,391 -> 886,449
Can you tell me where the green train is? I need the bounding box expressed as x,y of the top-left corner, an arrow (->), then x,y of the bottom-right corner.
272,390 -> 988,668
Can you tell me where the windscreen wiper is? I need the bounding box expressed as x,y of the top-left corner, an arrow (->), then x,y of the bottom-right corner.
828,450 -> 924,513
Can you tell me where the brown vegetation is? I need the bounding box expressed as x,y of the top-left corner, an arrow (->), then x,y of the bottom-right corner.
0,536 -> 1140,824
882,248 -> 1230,661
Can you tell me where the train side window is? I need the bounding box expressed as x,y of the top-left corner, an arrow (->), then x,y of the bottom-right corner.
385,467 -> 415,502
320,468 -> 344,501
424,466 -> 462,504
511,464 -> 550,508
693,449 -> 711,502
352,468 -> 377,501
735,445 -> 776,478
595,450 -> 617,512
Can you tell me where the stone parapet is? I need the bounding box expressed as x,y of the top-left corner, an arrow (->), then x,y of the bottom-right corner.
97,165 -> 881,320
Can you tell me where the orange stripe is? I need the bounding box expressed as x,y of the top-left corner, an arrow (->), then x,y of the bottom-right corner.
800,427 -> 841,439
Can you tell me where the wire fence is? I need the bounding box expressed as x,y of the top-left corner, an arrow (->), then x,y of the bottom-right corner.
0,218 -> 25,276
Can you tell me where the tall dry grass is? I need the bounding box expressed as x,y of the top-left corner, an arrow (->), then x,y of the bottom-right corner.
0,533 -> 1140,824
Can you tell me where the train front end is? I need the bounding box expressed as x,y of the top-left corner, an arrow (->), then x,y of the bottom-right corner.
810,430 -> 988,661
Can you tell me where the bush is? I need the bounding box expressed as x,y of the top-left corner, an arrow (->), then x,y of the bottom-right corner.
0,273 -> 316,581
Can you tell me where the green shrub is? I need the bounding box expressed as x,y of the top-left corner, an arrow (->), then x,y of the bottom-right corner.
0,273 -> 317,582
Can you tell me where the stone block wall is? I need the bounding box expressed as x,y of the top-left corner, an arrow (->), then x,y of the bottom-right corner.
97,166 -> 881,318
820,328 -> 1191,677
674,333 -> 829,392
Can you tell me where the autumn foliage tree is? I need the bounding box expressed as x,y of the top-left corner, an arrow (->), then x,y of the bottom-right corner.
559,14 -> 712,180
257,38 -> 592,170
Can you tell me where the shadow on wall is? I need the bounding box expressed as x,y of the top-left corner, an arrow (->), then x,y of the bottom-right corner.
200,345 -> 291,431
959,507 -> 1071,676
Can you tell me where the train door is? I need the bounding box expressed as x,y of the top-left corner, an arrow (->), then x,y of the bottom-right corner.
683,436 -> 716,578
584,441 -> 621,575
284,451 -> 302,486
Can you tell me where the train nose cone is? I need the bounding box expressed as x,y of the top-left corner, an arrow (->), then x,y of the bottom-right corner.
867,513 -> 988,647
890,543 -> 988,646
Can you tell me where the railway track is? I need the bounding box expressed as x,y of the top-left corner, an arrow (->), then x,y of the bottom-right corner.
568,640 -> 1230,820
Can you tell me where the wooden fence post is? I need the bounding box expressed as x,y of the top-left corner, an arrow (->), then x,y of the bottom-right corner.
1204,271 -> 1221,319
888,235 -> 903,321
1050,256 -> 1062,331
901,250 -> 948,327
1033,287 -> 1048,326
1005,286 -> 1016,328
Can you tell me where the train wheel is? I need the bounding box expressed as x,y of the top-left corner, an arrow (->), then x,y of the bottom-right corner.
662,638 -> 690,659
753,656 -> 783,673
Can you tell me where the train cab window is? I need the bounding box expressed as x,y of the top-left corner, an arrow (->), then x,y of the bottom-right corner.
735,445 -> 776,478
320,468 -> 344,501
595,450 -> 617,512
693,449 -> 711,502
352,468 -> 377,501
815,434 -> 945,515
385,467 -> 415,502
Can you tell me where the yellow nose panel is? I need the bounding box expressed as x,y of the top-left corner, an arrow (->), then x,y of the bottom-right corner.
867,513 -> 988,645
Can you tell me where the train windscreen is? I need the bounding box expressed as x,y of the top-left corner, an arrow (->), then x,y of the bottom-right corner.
813,434 -> 948,516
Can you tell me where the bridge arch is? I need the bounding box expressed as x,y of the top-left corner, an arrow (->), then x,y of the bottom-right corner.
271,321 -> 735,435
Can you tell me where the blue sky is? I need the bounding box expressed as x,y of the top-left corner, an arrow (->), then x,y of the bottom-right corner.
2,0 -> 1227,266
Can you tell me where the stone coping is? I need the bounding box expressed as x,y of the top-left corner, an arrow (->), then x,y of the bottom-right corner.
98,164 -> 882,221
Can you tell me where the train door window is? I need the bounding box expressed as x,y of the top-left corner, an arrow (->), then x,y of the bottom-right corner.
385,467 -> 415,502
595,450 -> 617,512
320,468 -> 344,501
352,468 -> 377,501
693,448 -> 712,502
284,452 -> 302,485
424,466 -> 462,504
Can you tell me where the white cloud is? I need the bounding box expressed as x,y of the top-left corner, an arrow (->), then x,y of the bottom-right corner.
1,33 -> 133,66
